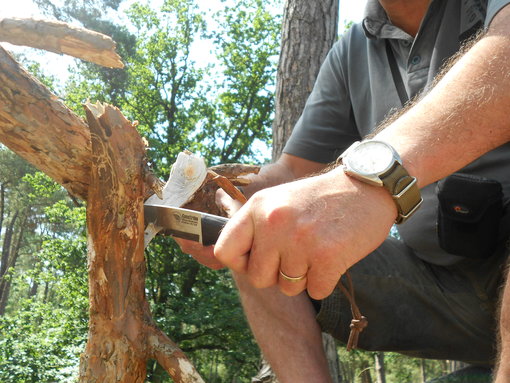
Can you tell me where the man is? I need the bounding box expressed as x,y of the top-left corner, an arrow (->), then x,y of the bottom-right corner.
178,0 -> 510,381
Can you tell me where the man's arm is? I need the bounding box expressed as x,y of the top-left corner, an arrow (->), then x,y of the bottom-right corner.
213,4 -> 510,298
241,153 -> 328,198
377,5 -> 510,184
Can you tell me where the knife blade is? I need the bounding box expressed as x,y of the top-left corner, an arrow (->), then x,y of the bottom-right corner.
144,204 -> 229,246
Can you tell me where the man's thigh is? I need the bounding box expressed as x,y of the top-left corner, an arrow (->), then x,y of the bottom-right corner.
315,237 -> 507,364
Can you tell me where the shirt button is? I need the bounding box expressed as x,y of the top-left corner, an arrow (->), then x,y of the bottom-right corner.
411,55 -> 421,65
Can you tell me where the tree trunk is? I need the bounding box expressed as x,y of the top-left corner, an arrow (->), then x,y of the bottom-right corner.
0,17 -> 209,373
0,211 -> 26,316
78,102 -> 204,383
421,359 -> 427,383
272,0 -> 339,159
0,211 -> 18,315
323,332 -> 342,382
374,352 -> 386,383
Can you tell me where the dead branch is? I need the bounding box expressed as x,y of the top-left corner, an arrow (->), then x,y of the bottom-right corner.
0,45 -> 91,200
0,17 -> 123,68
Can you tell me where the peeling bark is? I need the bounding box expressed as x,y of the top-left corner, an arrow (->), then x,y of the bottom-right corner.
0,20 -> 257,381
80,102 -> 204,382
0,46 -> 91,200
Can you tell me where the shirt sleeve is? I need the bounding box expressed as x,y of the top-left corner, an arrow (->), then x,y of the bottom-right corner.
486,0 -> 510,26
283,38 -> 361,164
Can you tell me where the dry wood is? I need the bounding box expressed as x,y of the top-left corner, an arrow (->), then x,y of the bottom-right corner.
144,151 -> 259,246
207,170 -> 247,204
0,45 -> 91,200
182,163 -> 259,216
80,102 -> 203,383
0,17 -> 123,68
208,163 -> 260,186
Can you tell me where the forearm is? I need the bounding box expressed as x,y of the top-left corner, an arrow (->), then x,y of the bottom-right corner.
243,153 -> 327,197
376,5 -> 510,186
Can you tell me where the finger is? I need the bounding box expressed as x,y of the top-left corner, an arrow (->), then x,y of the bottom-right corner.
278,260 -> 308,297
305,264 -> 342,300
214,204 -> 253,273
245,247 -> 280,289
173,237 -> 224,270
215,189 -> 243,218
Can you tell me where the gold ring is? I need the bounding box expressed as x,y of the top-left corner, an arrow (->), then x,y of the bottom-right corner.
279,269 -> 306,282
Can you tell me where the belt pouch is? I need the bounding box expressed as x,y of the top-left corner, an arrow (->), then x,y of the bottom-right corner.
437,173 -> 503,258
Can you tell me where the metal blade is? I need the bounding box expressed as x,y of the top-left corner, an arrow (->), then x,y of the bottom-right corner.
144,204 -> 229,246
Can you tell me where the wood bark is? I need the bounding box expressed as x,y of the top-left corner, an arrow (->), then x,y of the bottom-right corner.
79,102 -> 204,383
0,18 -> 123,68
272,0 -> 339,159
0,211 -> 24,316
0,45 -> 91,200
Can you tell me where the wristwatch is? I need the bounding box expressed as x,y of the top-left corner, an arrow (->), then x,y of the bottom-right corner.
338,140 -> 423,224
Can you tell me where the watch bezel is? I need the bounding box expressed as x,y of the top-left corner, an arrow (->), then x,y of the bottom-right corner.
340,140 -> 402,186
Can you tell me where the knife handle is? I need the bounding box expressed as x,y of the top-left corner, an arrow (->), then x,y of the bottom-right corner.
201,213 -> 229,246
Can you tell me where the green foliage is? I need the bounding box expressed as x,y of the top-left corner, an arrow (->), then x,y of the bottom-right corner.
0,298 -> 87,383
144,237 -> 260,381
195,0 -> 281,164
0,146 -> 88,380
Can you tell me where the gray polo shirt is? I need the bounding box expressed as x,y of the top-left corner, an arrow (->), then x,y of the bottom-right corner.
284,0 -> 510,265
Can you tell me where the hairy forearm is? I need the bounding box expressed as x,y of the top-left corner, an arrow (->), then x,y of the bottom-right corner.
243,154 -> 327,197
376,5 -> 510,187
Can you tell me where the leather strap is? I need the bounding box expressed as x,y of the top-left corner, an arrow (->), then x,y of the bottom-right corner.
337,272 -> 367,351
380,162 -> 422,224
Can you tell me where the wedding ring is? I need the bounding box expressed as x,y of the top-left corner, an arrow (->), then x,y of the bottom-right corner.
279,269 -> 306,282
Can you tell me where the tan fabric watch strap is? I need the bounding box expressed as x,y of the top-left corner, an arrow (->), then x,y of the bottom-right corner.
380,163 -> 422,224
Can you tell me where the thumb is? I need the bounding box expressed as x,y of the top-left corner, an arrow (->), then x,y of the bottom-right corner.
215,188 -> 243,218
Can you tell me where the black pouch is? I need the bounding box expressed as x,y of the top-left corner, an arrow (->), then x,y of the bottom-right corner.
437,173 -> 503,259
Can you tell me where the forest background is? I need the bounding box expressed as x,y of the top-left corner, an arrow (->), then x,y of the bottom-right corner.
0,0 -> 459,382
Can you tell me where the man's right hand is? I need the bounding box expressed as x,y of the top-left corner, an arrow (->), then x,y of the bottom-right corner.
173,153 -> 328,276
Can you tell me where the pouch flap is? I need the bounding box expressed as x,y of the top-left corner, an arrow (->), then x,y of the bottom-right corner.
437,173 -> 503,223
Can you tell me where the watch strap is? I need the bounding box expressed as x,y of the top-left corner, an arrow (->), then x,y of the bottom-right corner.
380,163 -> 423,224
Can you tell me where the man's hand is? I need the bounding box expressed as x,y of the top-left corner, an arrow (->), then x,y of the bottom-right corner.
213,167 -> 397,300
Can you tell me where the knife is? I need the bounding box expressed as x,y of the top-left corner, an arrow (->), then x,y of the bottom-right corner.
144,204 -> 229,246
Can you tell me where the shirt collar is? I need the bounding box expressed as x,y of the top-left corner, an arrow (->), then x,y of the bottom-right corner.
361,0 -> 416,40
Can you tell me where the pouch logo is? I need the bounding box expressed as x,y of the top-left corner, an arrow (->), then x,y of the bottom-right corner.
453,204 -> 470,214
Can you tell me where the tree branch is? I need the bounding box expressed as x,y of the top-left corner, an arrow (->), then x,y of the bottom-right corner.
148,326 -> 205,383
0,17 -> 123,68
0,46 -> 91,200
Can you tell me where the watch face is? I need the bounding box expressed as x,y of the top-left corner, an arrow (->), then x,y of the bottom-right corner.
346,141 -> 395,175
